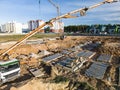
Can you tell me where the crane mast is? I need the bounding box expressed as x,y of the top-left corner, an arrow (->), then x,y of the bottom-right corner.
0,0 -> 119,59
48,0 -> 60,17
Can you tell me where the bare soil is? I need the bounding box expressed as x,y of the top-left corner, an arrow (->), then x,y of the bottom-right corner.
0,36 -> 120,90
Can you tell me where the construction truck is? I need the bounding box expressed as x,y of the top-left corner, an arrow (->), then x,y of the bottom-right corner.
0,0 -> 119,85
0,59 -> 20,85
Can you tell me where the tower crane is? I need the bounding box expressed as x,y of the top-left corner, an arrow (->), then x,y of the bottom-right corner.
48,0 -> 60,17
0,0 -> 118,58
0,0 -> 119,58
48,0 -> 64,39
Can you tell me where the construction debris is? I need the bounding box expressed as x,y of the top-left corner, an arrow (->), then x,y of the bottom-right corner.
38,50 -> 51,57
29,53 -> 40,59
85,62 -> 109,79
0,36 -> 120,90
42,53 -> 63,63
0,0 -> 119,89
56,57 -> 76,70
28,67 -> 45,78
77,50 -> 96,60
80,41 -> 101,51
26,39 -> 43,45
97,54 -> 112,63
61,50 -> 71,55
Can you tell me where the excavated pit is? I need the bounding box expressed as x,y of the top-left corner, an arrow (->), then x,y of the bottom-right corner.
0,36 -> 120,90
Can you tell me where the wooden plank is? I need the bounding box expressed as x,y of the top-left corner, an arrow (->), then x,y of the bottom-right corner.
28,68 -> 44,77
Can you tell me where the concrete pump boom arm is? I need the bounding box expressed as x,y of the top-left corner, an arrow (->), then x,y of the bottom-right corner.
50,0 -> 119,22
0,0 -> 119,58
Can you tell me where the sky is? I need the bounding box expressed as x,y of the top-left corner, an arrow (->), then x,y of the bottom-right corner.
0,0 -> 120,26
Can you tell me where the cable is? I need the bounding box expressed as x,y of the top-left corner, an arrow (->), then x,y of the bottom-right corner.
48,0 -> 60,17
38,0 -> 41,18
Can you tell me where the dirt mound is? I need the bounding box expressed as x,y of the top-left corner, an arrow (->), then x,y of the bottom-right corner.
98,42 -> 120,56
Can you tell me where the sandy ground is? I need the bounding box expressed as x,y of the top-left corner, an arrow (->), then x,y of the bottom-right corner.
10,79 -> 68,90
0,36 -> 119,56
0,36 -> 120,90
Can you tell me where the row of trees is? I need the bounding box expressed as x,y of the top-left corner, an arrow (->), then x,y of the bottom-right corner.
64,25 -> 89,33
64,24 -> 120,33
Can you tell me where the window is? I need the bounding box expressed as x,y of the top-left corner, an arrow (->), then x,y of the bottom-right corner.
0,63 -> 19,73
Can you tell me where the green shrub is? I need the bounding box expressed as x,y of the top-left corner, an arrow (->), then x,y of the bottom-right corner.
74,82 -> 94,90
52,76 -> 69,83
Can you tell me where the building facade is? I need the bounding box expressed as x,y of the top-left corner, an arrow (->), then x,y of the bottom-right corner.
28,20 -> 64,33
50,21 -> 64,33
28,20 -> 45,33
28,20 -> 36,31
1,21 -> 22,34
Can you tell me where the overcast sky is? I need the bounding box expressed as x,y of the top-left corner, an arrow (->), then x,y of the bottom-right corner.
0,0 -> 120,26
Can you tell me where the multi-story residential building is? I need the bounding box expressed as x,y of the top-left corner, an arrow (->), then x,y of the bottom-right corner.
28,20 -> 64,33
28,20 -> 45,33
1,21 -> 22,34
28,20 -> 35,31
50,21 -> 64,33
28,20 -> 44,30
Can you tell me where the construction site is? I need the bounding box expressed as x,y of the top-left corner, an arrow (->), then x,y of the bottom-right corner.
0,0 -> 120,90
